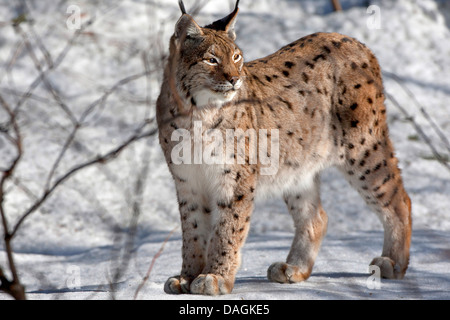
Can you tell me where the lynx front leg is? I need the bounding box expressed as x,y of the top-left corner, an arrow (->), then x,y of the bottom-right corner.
190,179 -> 255,295
268,175 -> 328,283
164,182 -> 212,294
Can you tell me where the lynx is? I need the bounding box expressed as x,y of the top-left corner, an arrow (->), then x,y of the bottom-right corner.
156,0 -> 412,295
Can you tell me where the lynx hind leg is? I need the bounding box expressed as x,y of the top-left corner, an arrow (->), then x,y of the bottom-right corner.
339,135 -> 412,279
268,175 -> 328,283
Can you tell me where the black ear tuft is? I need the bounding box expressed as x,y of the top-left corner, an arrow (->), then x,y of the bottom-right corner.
178,0 -> 187,15
203,0 -> 240,39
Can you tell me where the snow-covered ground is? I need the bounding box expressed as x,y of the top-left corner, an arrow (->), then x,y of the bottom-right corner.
0,0 -> 449,300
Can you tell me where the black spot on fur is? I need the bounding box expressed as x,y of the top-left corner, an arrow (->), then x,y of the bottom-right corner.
188,204 -> 198,212
305,61 -> 315,69
217,201 -> 230,209
212,117 -> 224,129
282,70 -> 290,77
373,163 -> 382,172
285,61 -> 295,69
265,75 -> 272,82
179,200 -> 187,207
351,120 -> 359,128
302,72 -> 309,83
252,74 -> 265,86
350,103 -> 358,110
313,54 -> 326,62
354,84 -> 362,89
332,40 -> 341,48
382,174 -> 392,185
278,97 -> 293,110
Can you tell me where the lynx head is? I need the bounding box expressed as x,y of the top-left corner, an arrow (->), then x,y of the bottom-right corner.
172,0 -> 244,108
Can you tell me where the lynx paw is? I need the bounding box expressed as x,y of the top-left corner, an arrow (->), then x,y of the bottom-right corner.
164,276 -> 190,294
370,257 -> 405,279
190,274 -> 231,295
267,262 -> 310,283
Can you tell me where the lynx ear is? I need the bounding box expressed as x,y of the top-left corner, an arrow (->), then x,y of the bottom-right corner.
175,14 -> 203,41
204,0 -> 240,40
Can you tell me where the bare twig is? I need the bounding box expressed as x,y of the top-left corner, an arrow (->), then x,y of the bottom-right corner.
44,71 -> 149,191
385,91 -> 450,173
0,1 -> 167,301
13,23 -> 77,125
108,138 -> 153,299
0,94 -> 26,300
384,71 -> 450,154
133,227 -> 178,300
10,122 -> 157,239
12,15 -> 95,115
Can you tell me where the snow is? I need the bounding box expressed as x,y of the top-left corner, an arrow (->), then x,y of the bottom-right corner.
0,0 -> 449,300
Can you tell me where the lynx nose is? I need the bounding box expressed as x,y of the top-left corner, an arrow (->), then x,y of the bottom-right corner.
228,76 -> 240,86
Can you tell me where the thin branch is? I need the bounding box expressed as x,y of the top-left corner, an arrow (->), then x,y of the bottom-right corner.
13,23 -> 77,125
12,15 -> 95,115
384,71 -> 450,154
43,71 -> 149,190
133,227 -> 178,300
0,94 -> 26,300
385,91 -> 450,173
10,122 -> 157,239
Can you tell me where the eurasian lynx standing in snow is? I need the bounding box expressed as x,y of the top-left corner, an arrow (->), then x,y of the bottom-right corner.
156,1 -> 411,295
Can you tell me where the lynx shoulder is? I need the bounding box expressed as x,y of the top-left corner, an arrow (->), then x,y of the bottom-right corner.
156,0 -> 411,295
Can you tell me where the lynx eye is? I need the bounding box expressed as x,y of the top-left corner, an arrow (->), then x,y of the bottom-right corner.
233,54 -> 242,62
204,57 -> 219,66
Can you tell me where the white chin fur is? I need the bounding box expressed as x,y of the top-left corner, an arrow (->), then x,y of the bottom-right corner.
193,89 -> 236,108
